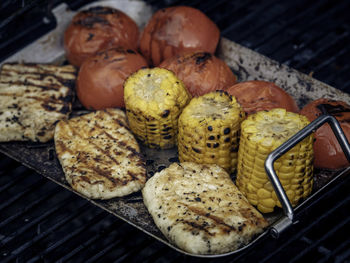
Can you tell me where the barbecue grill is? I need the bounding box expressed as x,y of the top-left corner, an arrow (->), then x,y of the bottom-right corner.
1,0 -> 350,262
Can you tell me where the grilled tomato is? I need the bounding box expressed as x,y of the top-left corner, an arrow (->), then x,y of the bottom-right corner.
139,6 -> 220,66
64,6 -> 139,67
300,98 -> 350,170
225,80 -> 299,115
76,48 -> 148,110
159,52 -> 237,97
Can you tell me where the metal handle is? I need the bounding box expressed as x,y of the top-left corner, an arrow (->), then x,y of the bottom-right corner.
265,114 -> 350,237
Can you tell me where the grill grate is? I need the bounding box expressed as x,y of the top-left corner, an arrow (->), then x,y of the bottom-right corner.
0,0 -> 350,262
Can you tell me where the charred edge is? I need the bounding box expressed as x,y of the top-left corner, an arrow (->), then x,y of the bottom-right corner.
317,103 -> 350,117
74,16 -> 110,28
82,6 -> 119,15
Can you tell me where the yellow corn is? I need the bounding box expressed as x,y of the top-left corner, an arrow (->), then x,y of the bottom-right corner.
177,91 -> 245,173
236,108 -> 314,213
124,67 -> 191,149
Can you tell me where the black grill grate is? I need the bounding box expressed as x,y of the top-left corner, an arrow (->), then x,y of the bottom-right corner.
0,0 -> 350,262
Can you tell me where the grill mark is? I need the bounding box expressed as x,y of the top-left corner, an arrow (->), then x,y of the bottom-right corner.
81,122 -> 122,166
181,220 -> 215,237
186,205 -> 236,233
64,122 -> 122,185
104,109 -> 129,131
127,170 -> 138,181
0,80 -> 58,90
1,67 -> 76,79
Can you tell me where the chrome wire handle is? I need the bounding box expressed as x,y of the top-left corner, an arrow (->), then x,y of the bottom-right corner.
265,114 -> 350,237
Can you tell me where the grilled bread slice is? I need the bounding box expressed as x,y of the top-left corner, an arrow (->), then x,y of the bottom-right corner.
55,109 -> 147,199
0,63 -> 76,142
142,162 -> 268,255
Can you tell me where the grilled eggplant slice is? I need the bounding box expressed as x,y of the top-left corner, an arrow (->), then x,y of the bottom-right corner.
54,109 -> 147,199
0,63 -> 76,142
142,162 -> 268,255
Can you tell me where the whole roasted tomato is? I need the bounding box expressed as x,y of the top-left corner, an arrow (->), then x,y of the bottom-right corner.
76,48 -> 148,110
159,52 -> 237,97
64,6 -> 139,67
300,98 -> 350,170
139,6 -> 220,66
225,80 -> 299,115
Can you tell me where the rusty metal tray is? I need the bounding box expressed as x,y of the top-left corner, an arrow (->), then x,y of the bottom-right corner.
1,0 -> 350,258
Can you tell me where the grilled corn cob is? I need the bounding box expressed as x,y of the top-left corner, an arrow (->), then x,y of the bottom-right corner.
124,67 -> 191,149
236,108 -> 314,213
177,91 -> 245,173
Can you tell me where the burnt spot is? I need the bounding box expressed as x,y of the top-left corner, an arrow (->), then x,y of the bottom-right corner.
195,197 -> 201,202
207,143 -> 211,148
213,143 -> 219,148
224,128 -> 230,134
192,147 -> 201,153
37,131 -> 46,137
194,52 -> 212,65
208,135 -> 215,140
126,49 -> 136,54
41,103 -> 56,111
59,105 -> 71,114
59,95 -> 73,103
208,126 -> 213,131
161,110 -> 170,118
230,146 -> 239,152
87,33 -> 94,41
224,137 -> 230,143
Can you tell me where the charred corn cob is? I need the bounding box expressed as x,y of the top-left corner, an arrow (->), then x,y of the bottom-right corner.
178,91 -> 245,173
236,108 -> 314,213
124,67 -> 191,149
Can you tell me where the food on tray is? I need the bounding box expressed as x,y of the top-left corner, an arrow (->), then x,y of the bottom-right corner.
225,80 -> 299,115
142,162 -> 268,254
178,91 -> 244,173
77,48 -> 148,110
300,98 -> 350,170
159,52 -> 237,97
236,109 -> 314,213
139,6 -> 220,66
0,63 -> 76,142
54,109 -> 146,199
64,6 -> 139,67
124,67 -> 191,149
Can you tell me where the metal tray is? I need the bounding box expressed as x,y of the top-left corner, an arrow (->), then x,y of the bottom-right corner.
1,0 -> 350,258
